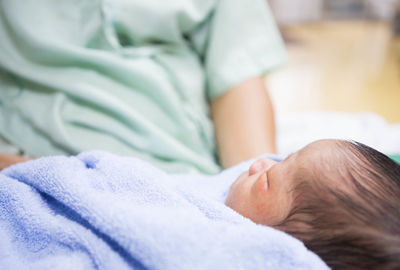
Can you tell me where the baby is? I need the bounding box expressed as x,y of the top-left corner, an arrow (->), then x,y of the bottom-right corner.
1,139 -> 400,269
226,139 -> 400,269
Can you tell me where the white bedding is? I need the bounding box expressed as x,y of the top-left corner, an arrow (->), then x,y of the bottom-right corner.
2,111 -> 399,157
277,111 -> 400,156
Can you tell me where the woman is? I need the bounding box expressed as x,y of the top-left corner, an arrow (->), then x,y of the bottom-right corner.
0,0 -> 286,173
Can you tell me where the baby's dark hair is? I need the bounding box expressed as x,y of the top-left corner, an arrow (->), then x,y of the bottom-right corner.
276,141 -> 400,269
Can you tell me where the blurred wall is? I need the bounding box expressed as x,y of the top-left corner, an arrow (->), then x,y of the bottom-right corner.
367,0 -> 400,19
268,0 -> 400,24
268,0 -> 323,24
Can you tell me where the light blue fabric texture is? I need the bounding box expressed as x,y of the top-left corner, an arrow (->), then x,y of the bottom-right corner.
0,0 -> 287,174
0,151 -> 328,270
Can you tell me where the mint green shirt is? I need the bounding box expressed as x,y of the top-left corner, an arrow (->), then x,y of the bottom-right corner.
0,0 -> 286,173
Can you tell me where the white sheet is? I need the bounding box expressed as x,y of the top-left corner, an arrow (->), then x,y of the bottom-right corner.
2,111 -> 399,158
277,111 -> 400,156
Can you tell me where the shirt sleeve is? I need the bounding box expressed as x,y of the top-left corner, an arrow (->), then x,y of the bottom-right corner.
190,0 -> 288,100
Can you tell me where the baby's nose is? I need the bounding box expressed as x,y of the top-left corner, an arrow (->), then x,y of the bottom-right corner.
249,158 -> 277,176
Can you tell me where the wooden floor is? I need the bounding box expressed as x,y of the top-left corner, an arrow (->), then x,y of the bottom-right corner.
267,20 -> 400,123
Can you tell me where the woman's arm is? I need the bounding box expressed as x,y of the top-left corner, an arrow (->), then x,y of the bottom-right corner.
210,76 -> 276,169
0,154 -> 31,171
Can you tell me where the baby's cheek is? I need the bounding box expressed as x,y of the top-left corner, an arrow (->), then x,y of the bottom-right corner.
252,198 -> 282,226
251,175 -> 268,198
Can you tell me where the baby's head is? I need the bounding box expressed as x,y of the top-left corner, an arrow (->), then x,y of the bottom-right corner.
226,139 -> 400,269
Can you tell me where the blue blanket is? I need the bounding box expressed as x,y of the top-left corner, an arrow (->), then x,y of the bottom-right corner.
0,151 -> 328,269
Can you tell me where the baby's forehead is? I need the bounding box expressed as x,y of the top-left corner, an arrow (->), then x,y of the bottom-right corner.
295,141 -> 356,184
299,140 -> 353,164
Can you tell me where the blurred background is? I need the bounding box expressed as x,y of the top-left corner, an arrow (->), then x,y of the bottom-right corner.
265,0 -> 400,123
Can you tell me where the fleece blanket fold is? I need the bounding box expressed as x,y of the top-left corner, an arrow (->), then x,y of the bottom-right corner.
0,151 -> 328,270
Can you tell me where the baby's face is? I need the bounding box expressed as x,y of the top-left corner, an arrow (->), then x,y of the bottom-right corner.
225,139 -> 342,226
